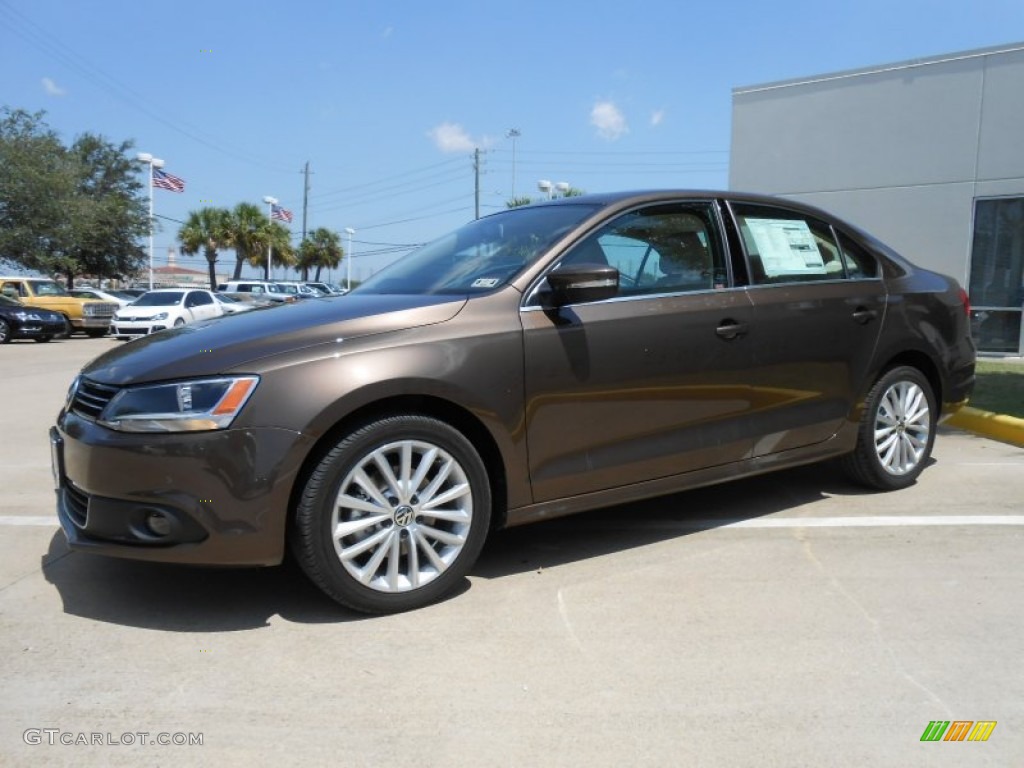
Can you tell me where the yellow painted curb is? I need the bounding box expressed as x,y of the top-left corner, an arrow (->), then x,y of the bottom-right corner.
946,406 -> 1024,448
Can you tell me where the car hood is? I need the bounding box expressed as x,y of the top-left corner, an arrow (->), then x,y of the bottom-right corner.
83,294 -> 467,386
3,305 -> 63,320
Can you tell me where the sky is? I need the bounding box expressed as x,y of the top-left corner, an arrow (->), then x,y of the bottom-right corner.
3,0 -> 1023,282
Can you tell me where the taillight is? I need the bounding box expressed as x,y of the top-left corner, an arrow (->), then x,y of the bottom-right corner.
959,288 -> 971,316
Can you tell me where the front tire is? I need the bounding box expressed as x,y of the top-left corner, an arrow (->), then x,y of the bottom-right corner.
0,318 -> 11,343
84,328 -> 108,338
842,366 -> 936,490
292,415 -> 492,614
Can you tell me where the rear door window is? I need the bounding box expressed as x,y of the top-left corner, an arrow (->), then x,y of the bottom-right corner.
730,203 -> 845,284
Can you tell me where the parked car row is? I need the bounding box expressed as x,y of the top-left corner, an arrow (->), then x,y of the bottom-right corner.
0,279 -> 346,343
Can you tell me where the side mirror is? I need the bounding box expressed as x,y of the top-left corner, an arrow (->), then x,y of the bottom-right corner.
542,264 -> 619,307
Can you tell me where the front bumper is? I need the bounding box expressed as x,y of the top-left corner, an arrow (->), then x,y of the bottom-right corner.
51,412 -> 311,566
74,316 -> 115,329
12,317 -> 67,339
111,321 -> 168,338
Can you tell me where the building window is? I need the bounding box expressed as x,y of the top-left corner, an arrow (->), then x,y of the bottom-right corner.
969,198 -> 1024,354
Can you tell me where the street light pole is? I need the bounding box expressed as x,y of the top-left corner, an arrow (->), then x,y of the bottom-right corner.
136,152 -> 164,290
263,195 -> 277,281
506,128 -> 521,200
344,227 -> 355,292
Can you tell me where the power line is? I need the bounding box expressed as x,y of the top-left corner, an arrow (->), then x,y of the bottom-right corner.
0,1 -> 295,174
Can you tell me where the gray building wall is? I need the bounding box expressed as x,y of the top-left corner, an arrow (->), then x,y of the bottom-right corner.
729,43 -> 1024,289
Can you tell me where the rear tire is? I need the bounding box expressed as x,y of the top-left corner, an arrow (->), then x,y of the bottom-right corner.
841,366 -> 936,490
292,415 -> 491,614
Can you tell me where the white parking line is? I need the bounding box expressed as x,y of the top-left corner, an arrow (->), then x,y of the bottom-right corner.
715,515 -> 1024,529
1,514 -> 1023,529
0,516 -> 60,526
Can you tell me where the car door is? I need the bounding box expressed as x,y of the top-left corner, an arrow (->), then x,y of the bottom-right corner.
726,201 -> 887,455
521,201 -> 757,502
186,291 -> 219,320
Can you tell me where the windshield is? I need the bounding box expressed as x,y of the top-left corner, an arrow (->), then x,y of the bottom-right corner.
354,203 -> 600,295
31,280 -> 68,296
275,284 -> 298,294
133,292 -> 184,306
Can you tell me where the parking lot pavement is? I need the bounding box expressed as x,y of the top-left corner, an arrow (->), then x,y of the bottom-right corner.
2,339 -> 1022,767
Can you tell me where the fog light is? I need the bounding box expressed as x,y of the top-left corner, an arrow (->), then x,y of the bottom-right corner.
145,511 -> 171,536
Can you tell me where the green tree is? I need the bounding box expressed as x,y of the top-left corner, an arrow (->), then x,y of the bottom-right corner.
248,221 -> 295,280
63,133 -> 148,287
179,207 -> 232,289
0,109 -> 77,275
225,203 -> 267,280
224,203 -> 296,281
0,108 -> 149,285
296,227 -> 343,281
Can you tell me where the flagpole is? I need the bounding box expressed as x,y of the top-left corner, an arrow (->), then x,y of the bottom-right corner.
263,196 -> 277,281
137,153 -> 164,290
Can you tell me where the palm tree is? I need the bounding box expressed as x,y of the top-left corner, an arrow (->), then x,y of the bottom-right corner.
178,207 -> 231,289
297,227 -> 343,281
225,203 -> 268,280
246,221 -> 295,280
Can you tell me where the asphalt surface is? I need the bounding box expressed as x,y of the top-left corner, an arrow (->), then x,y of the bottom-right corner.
1,336 -> 1022,767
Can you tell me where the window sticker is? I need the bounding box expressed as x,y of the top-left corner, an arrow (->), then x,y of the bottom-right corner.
471,277 -> 501,288
744,218 -> 826,276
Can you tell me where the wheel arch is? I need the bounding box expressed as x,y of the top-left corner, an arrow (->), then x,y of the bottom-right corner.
286,394 -> 510,537
871,350 -> 943,408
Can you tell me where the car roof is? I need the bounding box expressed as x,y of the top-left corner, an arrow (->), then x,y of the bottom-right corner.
508,188 -> 844,221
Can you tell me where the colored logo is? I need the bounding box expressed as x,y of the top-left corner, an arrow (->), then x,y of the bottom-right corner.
921,721 -> 996,742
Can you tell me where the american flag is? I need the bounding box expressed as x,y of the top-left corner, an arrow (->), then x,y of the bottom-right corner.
271,203 -> 294,223
152,168 -> 186,193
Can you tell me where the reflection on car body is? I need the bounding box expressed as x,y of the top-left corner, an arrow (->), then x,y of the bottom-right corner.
51,191 -> 975,614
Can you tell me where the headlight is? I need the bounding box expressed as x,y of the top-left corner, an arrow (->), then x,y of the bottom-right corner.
151,312 -> 169,321
99,376 -> 259,432
13,311 -> 30,321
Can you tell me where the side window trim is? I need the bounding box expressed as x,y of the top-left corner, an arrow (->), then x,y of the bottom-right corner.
522,199 -> 734,309
727,200 -> 852,286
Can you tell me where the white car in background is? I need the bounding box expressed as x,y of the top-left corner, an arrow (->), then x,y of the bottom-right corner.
274,281 -> 321,300
110,289 -> 224,340
213,293 -> 256,314
68,288 -> 133,309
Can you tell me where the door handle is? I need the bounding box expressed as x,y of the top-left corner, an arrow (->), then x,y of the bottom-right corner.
852,307 -> 877,324
715,320 -> 748,340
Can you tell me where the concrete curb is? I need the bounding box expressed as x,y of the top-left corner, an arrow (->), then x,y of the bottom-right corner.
946,406 -> 1024,448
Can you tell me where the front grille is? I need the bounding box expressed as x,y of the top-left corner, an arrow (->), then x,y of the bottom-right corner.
71,377 -> 121,420
83,302 -> 117,318
63,482 -> 89,528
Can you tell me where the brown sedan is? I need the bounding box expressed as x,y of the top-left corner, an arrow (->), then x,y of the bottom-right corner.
51,191 -> 975,613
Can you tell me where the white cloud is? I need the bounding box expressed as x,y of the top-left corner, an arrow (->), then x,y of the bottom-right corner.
591,101 -> 628,141
42,77 -> 66,97
428,122 -> 477,153
650,109 -> 665,127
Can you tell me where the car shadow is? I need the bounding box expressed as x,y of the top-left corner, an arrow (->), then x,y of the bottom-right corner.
40,460 -> 890,629
474,459 -> 874,579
